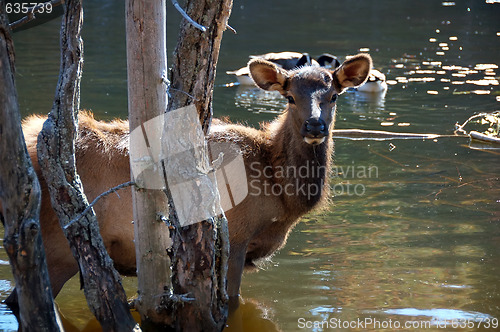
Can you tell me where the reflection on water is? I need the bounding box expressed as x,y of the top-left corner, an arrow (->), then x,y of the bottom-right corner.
233,86 -> 286,115
0,280 -> 17,331
377,308 -> 495,322
228,82 -> 388,124
1,0 -> 499,331
225,299 -> 282,332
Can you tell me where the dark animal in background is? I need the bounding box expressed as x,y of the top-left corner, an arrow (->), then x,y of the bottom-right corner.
227,51 -> 340,85
227,51 -> 386,93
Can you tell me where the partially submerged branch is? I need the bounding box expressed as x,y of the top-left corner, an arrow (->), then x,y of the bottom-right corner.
332,129 -> 461,140
455,111 -> 500,144
469,131 -> 500,144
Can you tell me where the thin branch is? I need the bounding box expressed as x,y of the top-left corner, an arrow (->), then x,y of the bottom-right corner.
162,71 -> 198,102
226,24 -> 236,34
63,181 -> 135,230
368,148 -> 406,167
171,0 -> 207,32
456,177 -> 499,189
168,86 -> 197,101
8,0 -> 64,31
433,177 -> 499,199
332,129 -> 461,140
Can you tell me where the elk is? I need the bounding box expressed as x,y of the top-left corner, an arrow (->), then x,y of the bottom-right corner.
2,53 -> 371,304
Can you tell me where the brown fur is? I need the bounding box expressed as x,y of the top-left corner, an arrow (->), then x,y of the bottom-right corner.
4,54 -> 371,300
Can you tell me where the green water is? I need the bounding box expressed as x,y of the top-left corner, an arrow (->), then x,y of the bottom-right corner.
1,0 -> 499,331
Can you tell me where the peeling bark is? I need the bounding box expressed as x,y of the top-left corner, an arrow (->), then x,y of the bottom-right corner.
167,1 -> 233,331
0,3 -> 62,330
36,1 -> 138,331
169,0 -> 233,134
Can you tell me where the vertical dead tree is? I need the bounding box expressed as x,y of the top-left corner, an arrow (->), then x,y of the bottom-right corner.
36,0 -> 138,331
125,0 -> 172,329
167,0 -> 233,330
127,0 -> 232,330
0,4 -> 62,331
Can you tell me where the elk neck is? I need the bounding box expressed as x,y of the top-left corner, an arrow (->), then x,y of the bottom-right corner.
266,110 -> 334,211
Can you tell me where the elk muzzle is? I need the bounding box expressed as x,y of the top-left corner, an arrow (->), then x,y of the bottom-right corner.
301,117 -> 328,145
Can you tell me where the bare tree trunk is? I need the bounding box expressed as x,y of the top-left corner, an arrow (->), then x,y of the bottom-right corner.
0,4 -> 62,331
126,0 -> 232,329
36,1 -> 138,331
167,1 -> 233,330
169,0 -> 233,134
125,0 -> 172,329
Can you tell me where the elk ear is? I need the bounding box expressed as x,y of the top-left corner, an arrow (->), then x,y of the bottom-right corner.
332,54 -> 372,93
248,59 -> 289,93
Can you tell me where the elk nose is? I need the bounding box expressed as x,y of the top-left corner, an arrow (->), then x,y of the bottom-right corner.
303,118 -> 327,137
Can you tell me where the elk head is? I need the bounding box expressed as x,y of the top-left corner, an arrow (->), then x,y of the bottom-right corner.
249,54 -> 372,145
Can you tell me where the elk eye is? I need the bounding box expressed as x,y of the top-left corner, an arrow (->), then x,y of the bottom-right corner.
286,96 -> 295,104
330,94 -> 338,103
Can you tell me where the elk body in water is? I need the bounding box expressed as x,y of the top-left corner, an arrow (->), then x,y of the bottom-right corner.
1,54 -> 371,303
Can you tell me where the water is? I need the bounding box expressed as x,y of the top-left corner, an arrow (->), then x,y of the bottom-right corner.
1,0 -> 499,331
